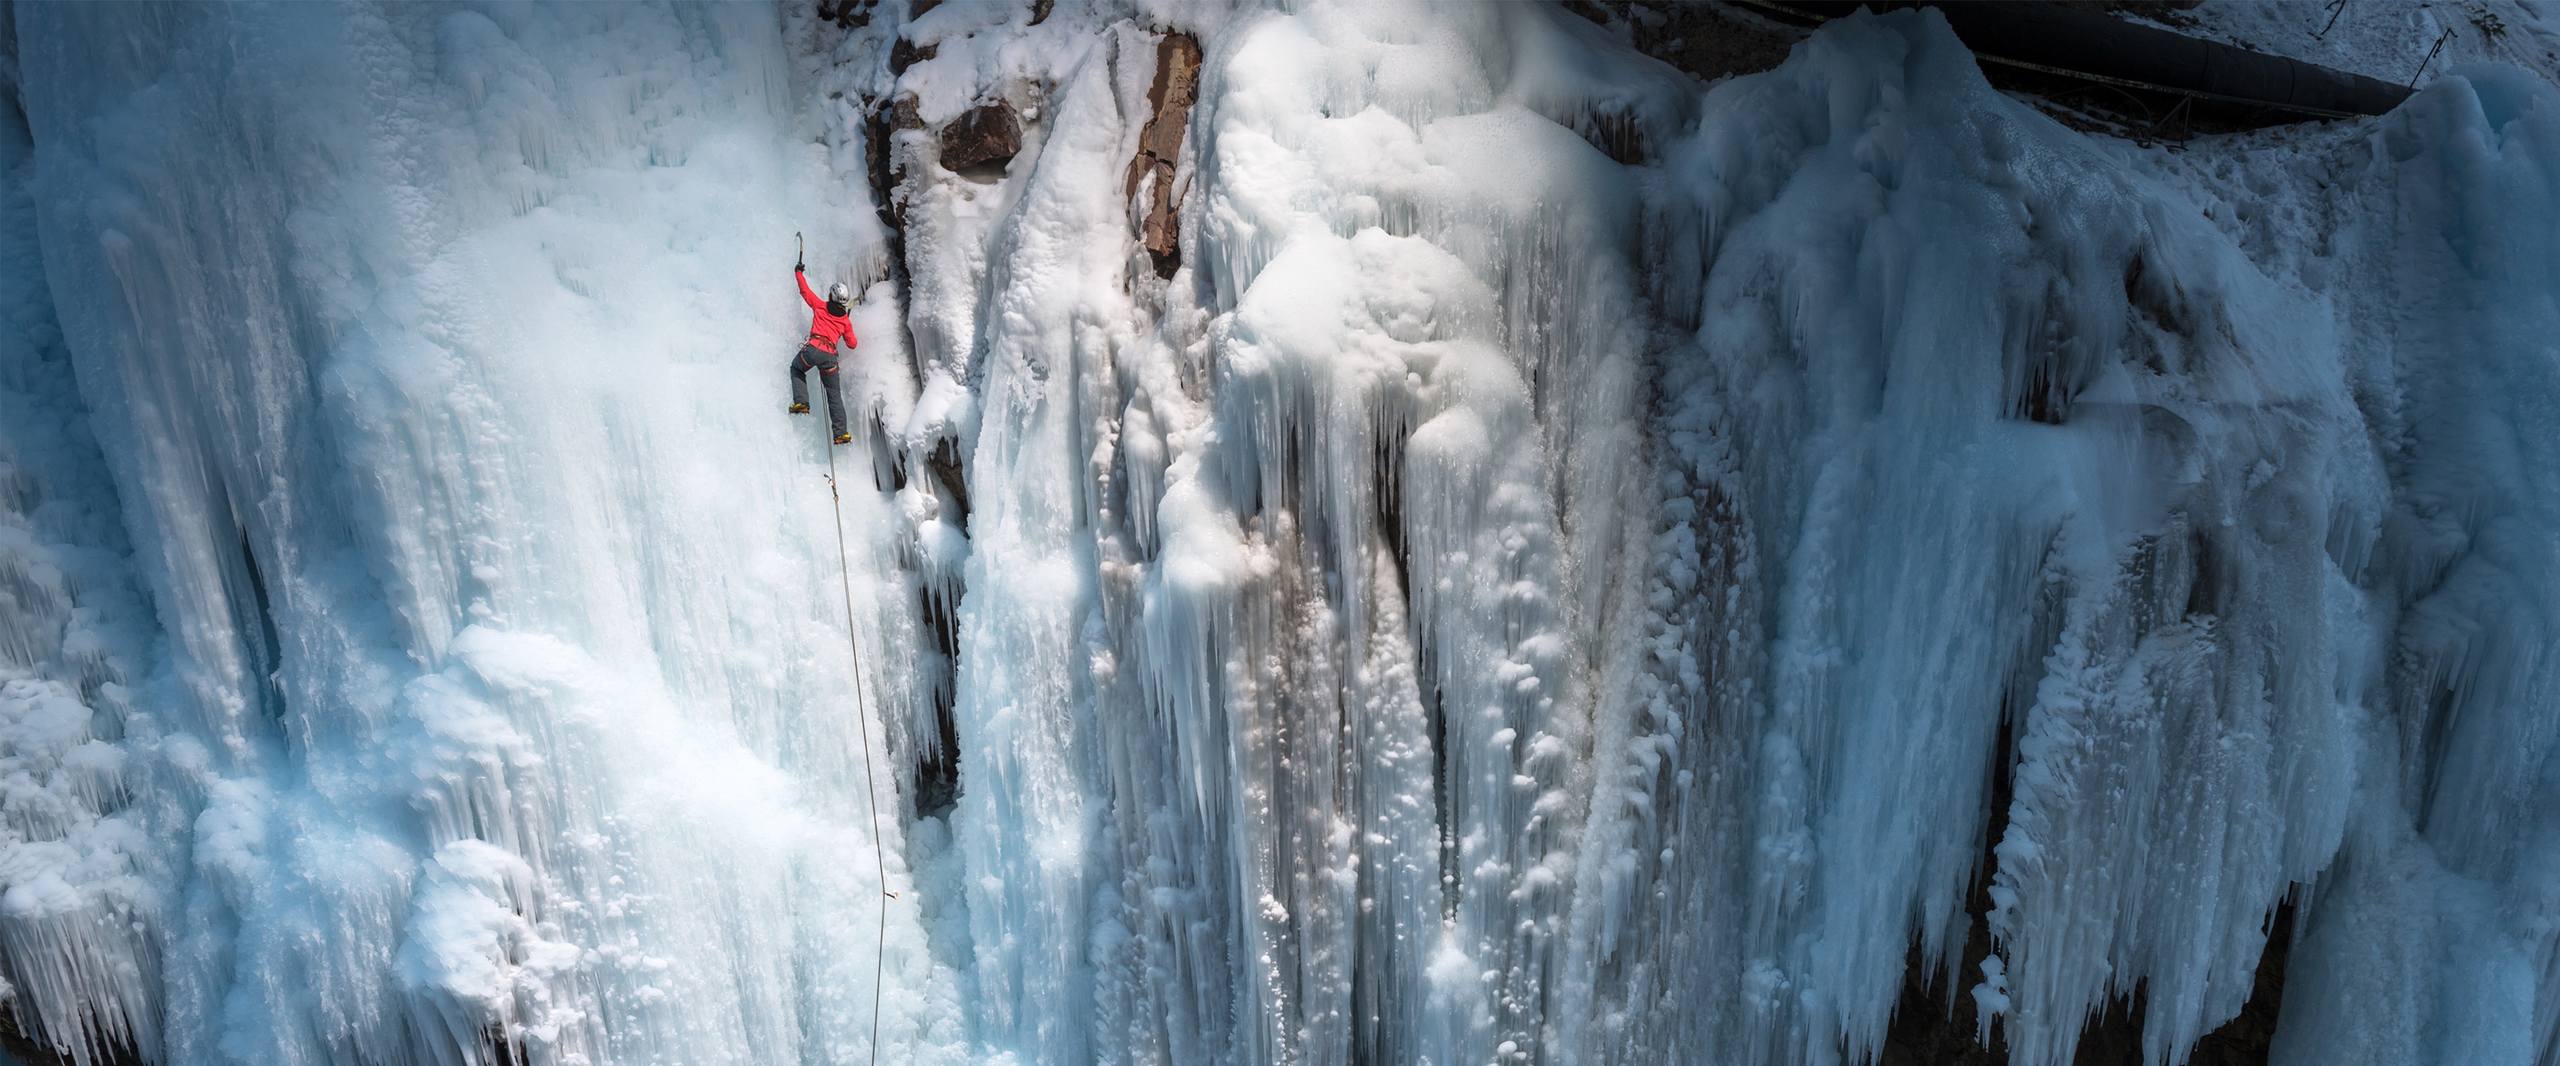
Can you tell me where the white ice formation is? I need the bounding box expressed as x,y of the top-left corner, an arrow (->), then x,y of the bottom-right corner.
1,2 -> 2557,1065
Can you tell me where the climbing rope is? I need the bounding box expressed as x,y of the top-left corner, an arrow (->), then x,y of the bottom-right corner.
822,430 -> 893,1066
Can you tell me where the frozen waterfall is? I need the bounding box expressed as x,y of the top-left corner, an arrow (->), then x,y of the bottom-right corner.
2,2 -> 2558,1065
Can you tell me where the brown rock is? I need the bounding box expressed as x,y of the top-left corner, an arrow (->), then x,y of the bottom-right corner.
938,102 -> 1022,173
816,0 -> 878,28
1123,33 -> 1203,279
888,36 -> 937,75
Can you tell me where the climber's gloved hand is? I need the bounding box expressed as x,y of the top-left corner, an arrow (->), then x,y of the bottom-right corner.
796,259 -> 805,273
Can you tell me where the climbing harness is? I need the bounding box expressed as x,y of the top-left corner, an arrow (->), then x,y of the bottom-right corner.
823,428 -> 894,1066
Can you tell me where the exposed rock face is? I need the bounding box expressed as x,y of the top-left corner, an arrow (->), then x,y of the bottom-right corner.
816,0 -> 880,28
1123,32 -> 1201,279
937,101 -> 1021,173
888,35 -> 935,75
1569,0 -> 1803,82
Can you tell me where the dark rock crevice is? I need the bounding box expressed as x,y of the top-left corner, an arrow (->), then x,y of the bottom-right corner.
2181,901 -> 2295,1066
1566,1 -> 1807,84
817,0 -> 975,841
233,524 -> 286,726
1879,714 -> 2298,1065
479,1025 -> 526,1066
814,0 -> 879,29
927,438 -> 970,536
863,96 -> 921,387
1878,698 -> 2020,1066
0,1010 -> 144,1066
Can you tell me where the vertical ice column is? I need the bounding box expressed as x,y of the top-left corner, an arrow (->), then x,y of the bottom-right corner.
937,26 -> 1147,1063
2274,67 -> 2560,1066
17,4 -> 964,1064
1169,3 -> 1680,1060
0,51 -> 173,1066
1555,12 -> 2376,1065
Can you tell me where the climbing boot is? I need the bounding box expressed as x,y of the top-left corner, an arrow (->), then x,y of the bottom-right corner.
833,432 -> 854,446
789,402 -> 811,414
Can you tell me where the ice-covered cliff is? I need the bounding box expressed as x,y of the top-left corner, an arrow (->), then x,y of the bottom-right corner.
2,2 -> 2558,1065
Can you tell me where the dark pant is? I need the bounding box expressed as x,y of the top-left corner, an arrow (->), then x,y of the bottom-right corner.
789,344 -> 848,437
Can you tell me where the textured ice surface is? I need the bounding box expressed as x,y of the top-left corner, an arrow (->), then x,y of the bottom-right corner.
3,2 -> 2559,1065
7,5 -> 958,1064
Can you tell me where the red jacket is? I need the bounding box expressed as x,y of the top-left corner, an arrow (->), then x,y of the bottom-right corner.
798,270 -> 856,354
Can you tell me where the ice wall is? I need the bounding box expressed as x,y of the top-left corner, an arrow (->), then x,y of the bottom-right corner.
5,2 -> 2560,1066
867,3 -> 2560,1064
1608,20 -> 2372,1065
7,3 -> 965,1064
2267,64 -> 2560,1066
0,32 -> 172,1066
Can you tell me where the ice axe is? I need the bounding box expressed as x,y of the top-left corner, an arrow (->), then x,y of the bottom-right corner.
795,230 -> 804,272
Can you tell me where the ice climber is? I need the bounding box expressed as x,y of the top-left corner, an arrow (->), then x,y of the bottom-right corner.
788,257 -> 858,446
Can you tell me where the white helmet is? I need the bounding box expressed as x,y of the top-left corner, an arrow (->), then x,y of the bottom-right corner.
828,282 -> 851,304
